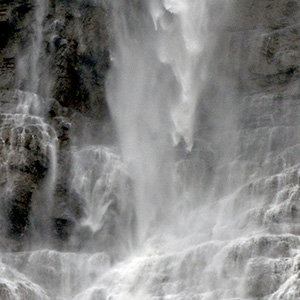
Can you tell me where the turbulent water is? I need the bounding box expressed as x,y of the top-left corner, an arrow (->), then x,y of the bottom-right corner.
1,0 -> 300,299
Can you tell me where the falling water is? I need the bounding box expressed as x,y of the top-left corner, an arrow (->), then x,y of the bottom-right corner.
16,0 -> 50,98
149,0 -> 209,151
0,0 -> 57,245
100,1 -> 300,299
1,0 -> 300,299
107,0 -> 212,244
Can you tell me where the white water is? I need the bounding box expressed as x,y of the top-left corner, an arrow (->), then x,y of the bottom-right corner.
1,0 -> 300,300
0,0 -> 57,244
70,146 -> 135,257
150,0 -> 209,151
107,0 -> 212,245
16,0 -> 50,98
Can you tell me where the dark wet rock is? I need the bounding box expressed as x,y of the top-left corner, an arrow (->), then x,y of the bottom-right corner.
0,1 -> 33,90
0,0 -> 112,141
46,0 -> 111,120
49,144 -> 84,247
0,0 -> 113,250
217,1 -> 300,96
51,183 -> 83,244
0,113 -> 56,242
53,217 -> 74,240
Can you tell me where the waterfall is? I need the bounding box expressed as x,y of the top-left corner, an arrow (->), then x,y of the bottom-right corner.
16,0 -> 50,98
1,0 -> 300,299
149,0 -> 209,151
0,0 -> 57,245
106,0 -> 212,244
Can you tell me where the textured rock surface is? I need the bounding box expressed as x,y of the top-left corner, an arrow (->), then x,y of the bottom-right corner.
0,0 -> 112,249
223,0 -> 300,94
47,1 -> 111,118
0,0 -> 110,115
198,1 -> 300,298
1,0 -> 300,299
0,112 -> 56,243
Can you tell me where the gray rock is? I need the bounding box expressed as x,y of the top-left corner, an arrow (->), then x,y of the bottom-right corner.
0,113 -> 56,241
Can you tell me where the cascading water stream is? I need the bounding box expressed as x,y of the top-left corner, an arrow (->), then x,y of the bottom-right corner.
84,1 -> 300,299
149,0 -> 209,151
1,1 -> 300,300
0,0 -> 57,246
18,0 -> 58,240
107,0 -> 212,245
17,0 -> 50,98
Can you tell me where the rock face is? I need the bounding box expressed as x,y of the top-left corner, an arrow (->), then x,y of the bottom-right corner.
224,0 -> 300,94
179,0 -> 300,298
0,114 -> 54,236
1,0 -> 300,299
0,0 -> 112,249
47,1 -> 111,119
0,96 -> 58,250
0,0 -> 110,114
